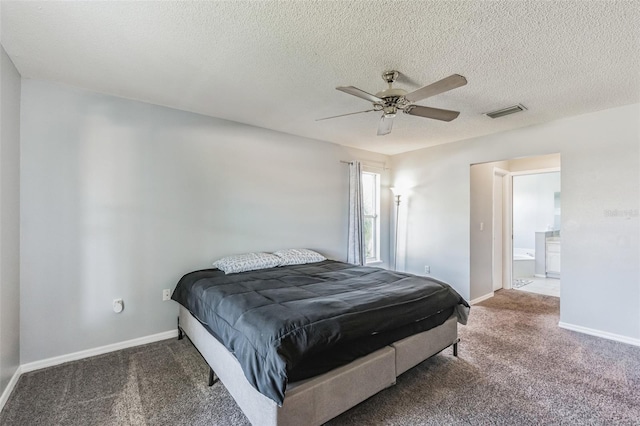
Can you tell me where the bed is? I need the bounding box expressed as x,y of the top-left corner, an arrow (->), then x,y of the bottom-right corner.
172,258 -> 469,425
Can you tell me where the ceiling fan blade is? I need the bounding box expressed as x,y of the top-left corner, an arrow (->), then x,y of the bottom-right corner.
337,86 -> 384,104
404,74 -> 467,103
316,109 -> 375,121
405,105 -> 460,121
377,114 -> 394,136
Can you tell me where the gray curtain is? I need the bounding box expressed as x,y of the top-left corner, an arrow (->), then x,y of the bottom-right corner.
347,161 -> 365,265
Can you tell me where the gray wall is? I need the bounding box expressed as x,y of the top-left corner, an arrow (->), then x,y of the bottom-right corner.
391,103 -> 639,340
0,45 -> 21,393
20,80 -> 390,364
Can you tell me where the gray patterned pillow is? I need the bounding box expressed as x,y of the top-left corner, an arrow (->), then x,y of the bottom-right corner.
273,248 -> 326,266
212,252 -> 281,274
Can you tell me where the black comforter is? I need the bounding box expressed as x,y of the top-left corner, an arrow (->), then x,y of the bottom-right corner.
172,260 -> 469,405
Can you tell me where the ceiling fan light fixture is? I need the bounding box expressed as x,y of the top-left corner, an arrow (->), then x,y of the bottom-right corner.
485,104 -> 527,119
383,105 -> 397,117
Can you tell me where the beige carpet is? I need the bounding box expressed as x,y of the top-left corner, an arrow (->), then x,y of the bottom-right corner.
2,290 -> 639,425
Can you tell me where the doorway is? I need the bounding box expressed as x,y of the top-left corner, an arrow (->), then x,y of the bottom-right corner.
511,170 -> 561,297
469,153 -> 561,303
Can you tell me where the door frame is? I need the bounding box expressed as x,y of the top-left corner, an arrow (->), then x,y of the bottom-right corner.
492,168 -> 510,290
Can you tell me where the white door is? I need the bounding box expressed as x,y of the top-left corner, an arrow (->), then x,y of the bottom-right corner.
492,170 -> 506,291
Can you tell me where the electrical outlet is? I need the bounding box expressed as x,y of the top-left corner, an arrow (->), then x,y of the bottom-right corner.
162,289 -> 171,301
424,266 -> 431,274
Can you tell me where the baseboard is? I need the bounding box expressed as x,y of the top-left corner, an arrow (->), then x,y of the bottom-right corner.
0,366 -> 22,413
470,292 -> 494,305
21,329 -> 178,373
558,322 -> 640,347
534,274 -> 546,278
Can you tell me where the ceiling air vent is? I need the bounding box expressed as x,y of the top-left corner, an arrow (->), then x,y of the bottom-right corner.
485,104 -> 527,119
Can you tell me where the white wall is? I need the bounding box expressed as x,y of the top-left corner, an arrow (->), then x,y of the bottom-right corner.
507,154 -> 561,172
513,172 -> 560,249
391,103 -> 640,341
20,80 -> 390,364
0,45 -> 21,395
14,77 -> 640,364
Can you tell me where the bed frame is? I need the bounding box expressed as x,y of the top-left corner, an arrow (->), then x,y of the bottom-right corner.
178,306 -> 459,426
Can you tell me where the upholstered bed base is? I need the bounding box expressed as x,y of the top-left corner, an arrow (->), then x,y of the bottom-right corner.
178,306 -> 458,426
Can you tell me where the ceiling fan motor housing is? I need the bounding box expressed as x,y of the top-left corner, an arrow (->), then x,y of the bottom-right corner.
376,70 -> 407,105
375,88 -> 408,100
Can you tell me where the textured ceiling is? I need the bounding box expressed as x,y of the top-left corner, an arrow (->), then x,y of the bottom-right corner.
2,1 -> 639,155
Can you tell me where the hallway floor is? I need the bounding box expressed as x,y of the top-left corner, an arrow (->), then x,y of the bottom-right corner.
514,277 -> 560,297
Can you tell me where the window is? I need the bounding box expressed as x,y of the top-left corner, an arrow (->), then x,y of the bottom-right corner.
362,171 -> 380,263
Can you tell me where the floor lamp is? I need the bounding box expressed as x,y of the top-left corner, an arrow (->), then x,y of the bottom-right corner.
391,187 -> 402,271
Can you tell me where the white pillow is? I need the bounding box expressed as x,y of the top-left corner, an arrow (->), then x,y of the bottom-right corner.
212,252 -> 281,274
273,248 -> 326,266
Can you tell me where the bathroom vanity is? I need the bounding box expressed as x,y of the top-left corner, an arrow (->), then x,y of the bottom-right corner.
546,238 -> 561,278
535,231 -> 561,279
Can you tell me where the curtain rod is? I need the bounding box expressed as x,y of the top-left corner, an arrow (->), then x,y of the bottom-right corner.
340,160 -> 390,171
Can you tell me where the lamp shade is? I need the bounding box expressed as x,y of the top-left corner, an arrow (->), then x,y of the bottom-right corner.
390,186 -> 409,197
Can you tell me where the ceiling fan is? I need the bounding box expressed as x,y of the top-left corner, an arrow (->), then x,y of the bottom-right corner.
318,71 -> 467,136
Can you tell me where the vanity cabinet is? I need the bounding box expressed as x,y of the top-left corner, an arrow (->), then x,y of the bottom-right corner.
546,240 -> 561,278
